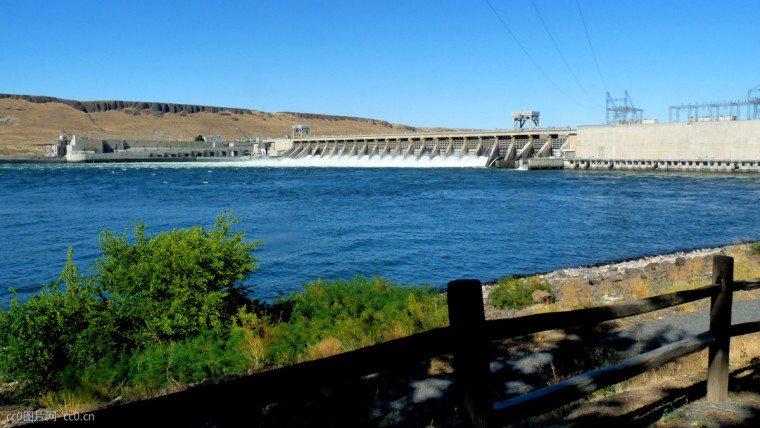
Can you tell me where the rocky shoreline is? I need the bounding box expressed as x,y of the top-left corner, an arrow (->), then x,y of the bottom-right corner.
536,245 -> 726,286
481,243 -> 747,317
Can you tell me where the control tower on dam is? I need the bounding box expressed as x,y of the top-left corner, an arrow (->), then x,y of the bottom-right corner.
276,128 -> 575,168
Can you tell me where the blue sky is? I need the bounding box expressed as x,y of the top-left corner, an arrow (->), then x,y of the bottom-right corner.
3,0 -> 759,129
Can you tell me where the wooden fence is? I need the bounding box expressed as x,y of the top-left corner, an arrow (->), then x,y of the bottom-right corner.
43,255 -> 760,427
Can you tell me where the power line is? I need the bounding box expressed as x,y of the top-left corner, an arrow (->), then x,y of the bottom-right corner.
530,0 -> 597,104
483,0 -> 586,108
575,0 -> 608,93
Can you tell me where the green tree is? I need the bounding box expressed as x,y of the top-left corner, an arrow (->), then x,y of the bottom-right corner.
194,135 -> 204,141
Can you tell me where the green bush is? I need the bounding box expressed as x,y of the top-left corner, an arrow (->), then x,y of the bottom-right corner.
750,241 -> 760,255
488,276 -> 555,310
93,211 -> 261,347
0,212 -> 260,395
0,250 -> 105,394
268,276 -> 448,364
0,218 -> 451,406
125,330 -> 248,390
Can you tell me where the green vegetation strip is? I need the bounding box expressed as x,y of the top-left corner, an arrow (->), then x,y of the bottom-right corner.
0,212 -> 448,409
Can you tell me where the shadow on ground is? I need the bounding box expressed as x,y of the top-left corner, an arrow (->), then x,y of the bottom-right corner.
528,361 -> 760,427
43,317 -> 756,427
233,319 -> 758,427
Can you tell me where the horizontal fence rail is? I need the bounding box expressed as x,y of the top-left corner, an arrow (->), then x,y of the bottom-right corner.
37,256 -> 760,427
493,319 -> 760,425
484,284 -> 722,341
493,330 -> 719,424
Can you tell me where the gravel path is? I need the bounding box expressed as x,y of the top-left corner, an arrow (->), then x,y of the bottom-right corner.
615,298 -> 760,356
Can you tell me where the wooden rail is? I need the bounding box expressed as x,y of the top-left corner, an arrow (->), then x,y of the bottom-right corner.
43,256 -> 760,427
475,255 -> 760,426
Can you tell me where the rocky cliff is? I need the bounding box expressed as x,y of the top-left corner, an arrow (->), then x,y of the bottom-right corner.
0,94 -> 254,115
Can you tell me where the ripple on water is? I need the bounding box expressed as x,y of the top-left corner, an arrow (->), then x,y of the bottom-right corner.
1,165 -> 760,301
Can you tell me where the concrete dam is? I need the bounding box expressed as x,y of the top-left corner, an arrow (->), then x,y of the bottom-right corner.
47,111 -> 760,172
278,128 -> 573,168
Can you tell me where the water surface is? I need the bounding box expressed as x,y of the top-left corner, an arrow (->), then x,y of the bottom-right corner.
2,162 -> 759,301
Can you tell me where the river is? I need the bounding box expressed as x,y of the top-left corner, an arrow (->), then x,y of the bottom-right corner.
2,160 -> 759,301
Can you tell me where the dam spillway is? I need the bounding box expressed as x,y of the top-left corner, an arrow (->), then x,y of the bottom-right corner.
279,129 -> 574,168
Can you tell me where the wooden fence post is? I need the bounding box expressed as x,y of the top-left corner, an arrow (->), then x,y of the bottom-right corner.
707,255 -> 734,403
447,279 -> 492,428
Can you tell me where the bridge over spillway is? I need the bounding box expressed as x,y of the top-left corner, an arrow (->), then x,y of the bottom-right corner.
278,129 -> 576,168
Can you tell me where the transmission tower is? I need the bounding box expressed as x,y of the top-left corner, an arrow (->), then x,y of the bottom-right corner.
668,85 -> 760,122
606,91 -> 643,125
748,85 -> 760,120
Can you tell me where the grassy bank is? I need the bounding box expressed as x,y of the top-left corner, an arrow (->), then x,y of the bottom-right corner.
0,213 -> 448,412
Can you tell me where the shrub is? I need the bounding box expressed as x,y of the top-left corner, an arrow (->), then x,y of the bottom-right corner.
0,220 -> 451,405
488,276 -> 555,310
0,212 -> 260,396
125,330 -> 248,390
0,250 -> 107,394
750,241 -> 760,255
230,307 -> 275,369
93,211 -> 261,347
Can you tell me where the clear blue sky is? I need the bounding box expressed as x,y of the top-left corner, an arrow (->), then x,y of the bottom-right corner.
3,0 -> 759,129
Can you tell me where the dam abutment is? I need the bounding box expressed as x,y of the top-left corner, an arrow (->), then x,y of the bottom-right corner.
569,120 -> 760,172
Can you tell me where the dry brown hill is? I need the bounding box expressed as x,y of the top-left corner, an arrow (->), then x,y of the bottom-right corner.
0,94 -> 451,155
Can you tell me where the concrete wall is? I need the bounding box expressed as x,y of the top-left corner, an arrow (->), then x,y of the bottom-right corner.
67,136 -> 262,162
269,138 -> 295,156
566,158 -> 760,172
69,136 -> 258,153
576,120 -> 760,160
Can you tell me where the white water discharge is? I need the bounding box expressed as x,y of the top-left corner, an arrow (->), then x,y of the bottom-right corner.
83,155 -> 490,170
242,154 -> 490,168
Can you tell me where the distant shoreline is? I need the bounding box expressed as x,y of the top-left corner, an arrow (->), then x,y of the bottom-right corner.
0,155 -> 66,164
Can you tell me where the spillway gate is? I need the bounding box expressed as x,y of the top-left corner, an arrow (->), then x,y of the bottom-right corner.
281,129 -> 574,167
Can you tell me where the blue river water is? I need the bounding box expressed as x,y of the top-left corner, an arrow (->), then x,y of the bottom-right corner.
1,161 -> 760,302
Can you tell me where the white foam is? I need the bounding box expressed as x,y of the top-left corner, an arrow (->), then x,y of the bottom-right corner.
75,155 -> 491,169
240,154 -> 490,168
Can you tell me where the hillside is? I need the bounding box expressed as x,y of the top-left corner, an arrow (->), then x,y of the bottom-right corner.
0,94 -> 448,155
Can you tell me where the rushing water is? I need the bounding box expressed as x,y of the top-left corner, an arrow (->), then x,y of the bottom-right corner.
2,160 -> 760,302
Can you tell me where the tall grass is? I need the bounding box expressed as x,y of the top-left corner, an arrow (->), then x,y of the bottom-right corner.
267,276 -> 448,364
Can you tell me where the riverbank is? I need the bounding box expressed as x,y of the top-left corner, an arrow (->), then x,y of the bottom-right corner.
482,242 -> 759,320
